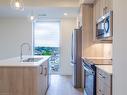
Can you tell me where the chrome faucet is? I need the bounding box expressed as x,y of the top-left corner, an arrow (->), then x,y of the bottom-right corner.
20,43 -> 31,61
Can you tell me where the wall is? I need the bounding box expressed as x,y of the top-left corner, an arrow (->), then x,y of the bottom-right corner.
0,17 -> 32,60
84,43 -> 112,59
103,44 -> 112,59
60,18 -> 76,75
0,17 -> 76,75
113,0 -> 127,95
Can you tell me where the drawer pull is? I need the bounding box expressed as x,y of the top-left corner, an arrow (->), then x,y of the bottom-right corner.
40,65 -> 43,74
102,76 -> 106,79
99,73 -> 106,79
99,73 -> 102,76
44,67 -> 47,76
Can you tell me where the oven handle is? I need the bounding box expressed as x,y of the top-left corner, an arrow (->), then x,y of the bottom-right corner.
83,65 -> 95,76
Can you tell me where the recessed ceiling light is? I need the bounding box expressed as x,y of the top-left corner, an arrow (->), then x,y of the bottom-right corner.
30,16 -> 35,21
30,16 -> 34,20
64,13 -> 68,16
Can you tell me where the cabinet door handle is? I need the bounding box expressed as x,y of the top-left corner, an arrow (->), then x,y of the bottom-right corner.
45,67 -> 47,76
40,65 -> 43,74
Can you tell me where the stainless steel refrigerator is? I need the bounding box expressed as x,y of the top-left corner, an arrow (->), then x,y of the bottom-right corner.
71,28 -> 82,88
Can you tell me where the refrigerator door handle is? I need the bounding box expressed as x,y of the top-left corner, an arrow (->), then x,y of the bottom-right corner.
71,60 -> 73,63
71,60 -> 76,64
71,32 -> 73,61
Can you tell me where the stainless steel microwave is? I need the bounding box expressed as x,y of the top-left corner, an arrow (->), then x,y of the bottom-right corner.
96,11 -> 113,40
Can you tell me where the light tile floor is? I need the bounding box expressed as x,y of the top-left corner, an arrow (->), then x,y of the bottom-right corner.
46,75 -> 83,95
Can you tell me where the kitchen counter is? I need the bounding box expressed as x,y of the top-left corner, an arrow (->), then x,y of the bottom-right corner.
82,57 -> 112,65
0,56 -> 51,67
96,65 -> 112,75
82,57 -> 112,60
0,56 -> 50,95
82,57 -> 112,74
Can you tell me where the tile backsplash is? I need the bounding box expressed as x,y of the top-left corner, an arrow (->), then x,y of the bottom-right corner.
103,44 -> 112,59
83,43 -> 112,59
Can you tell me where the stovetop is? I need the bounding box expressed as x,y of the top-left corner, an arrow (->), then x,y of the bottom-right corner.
82,57 -> 112,72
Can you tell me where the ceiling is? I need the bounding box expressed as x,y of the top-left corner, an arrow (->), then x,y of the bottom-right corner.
0,0 -> 80,19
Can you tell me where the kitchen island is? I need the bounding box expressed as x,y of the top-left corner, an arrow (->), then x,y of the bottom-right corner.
0,56 -> 50,95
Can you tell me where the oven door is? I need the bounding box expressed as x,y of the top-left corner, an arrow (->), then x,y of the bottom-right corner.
84,65 -> 95,95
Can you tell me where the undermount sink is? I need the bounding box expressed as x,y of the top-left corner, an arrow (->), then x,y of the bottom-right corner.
22,58 -> 43,62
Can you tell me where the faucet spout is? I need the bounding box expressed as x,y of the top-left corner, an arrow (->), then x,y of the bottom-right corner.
20,43 -> 31,61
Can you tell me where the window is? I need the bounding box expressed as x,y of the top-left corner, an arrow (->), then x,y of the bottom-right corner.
33,21 -> 60,74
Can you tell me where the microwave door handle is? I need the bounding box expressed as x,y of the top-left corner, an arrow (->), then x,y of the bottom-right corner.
104,18 -> 110,33
104,19 -> 107,33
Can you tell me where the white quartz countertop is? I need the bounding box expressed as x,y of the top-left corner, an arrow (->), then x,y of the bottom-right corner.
82,56 -> 112,60
0,56 -> 51,67
96,65 -> 112,75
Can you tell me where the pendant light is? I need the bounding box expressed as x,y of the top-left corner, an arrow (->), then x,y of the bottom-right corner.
10,0 -> 24,11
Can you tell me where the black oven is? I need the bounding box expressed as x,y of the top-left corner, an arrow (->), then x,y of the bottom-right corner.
96,11 -> 113,40
82,58 -> 112,95
82,59 -> 96,95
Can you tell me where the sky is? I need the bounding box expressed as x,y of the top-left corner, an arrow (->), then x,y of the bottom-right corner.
34,22 -> 60,47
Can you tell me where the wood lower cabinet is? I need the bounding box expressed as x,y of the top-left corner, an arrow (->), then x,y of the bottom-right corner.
96,68 -> 112,95
41,61 -> 49,95
0,60 -> 49,95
